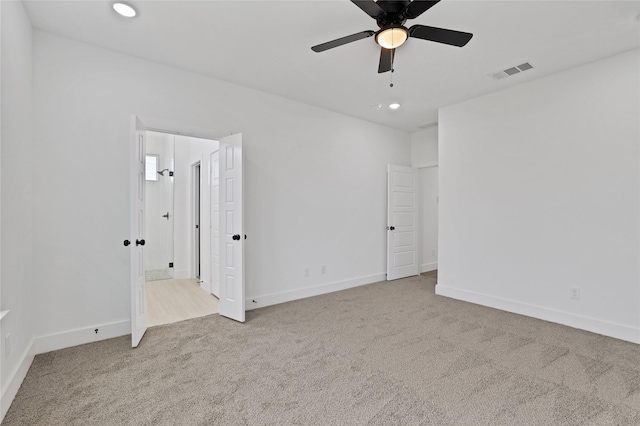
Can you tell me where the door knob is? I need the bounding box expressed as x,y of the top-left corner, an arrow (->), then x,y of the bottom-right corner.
123,240 -> 131,247
162,212 -> 170,220
136,239 -> 146,246
232,234 -> 241,241
388,226 -> 395,231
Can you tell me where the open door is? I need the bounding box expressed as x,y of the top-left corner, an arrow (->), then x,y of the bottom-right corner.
218,133 -> 245,322
210,150 -> 221,298
130,116 -> 148,347
387,164 -> 419,280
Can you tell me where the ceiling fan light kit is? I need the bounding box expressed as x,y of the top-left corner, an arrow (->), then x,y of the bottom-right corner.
376,27 -> 408,49
311,0 -> 473,74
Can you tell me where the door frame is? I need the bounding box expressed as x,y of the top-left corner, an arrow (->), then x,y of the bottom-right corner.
130,117 -> 246,342
192,161 -> 201,278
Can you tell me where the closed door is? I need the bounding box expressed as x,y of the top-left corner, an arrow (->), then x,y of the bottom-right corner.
387,164 -> 419,280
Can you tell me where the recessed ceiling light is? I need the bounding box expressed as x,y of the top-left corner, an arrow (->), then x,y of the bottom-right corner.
113,2 -> 137,18
389,103 -> 401,110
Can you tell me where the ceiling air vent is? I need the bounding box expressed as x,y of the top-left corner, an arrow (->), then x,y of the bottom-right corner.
491,62 -> 534,80
517,62 -> 533,71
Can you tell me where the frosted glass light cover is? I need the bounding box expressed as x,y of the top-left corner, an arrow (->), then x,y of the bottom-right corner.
376,28 -> 408,49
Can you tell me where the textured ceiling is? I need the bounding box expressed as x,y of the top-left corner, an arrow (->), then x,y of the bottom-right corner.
23,0 -> 640,131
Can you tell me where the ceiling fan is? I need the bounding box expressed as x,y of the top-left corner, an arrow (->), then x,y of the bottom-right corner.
311,0 -> 473,73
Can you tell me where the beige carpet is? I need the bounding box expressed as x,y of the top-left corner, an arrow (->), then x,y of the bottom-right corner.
4,273 -> 640,425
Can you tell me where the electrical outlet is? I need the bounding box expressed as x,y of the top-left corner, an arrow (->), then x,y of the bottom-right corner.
321,265 -> 326,274
570,287 -> 580,300
304,267 -> 310,277
5,334 -> 11,358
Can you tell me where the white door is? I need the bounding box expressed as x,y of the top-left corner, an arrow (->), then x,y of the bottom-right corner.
218,133 -> 245,322
210,150 -> 220,298
387,164 -> 419,280
130,116 -> 148,347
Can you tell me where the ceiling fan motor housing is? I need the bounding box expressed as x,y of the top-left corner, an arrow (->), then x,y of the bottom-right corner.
375,0 -> 410,28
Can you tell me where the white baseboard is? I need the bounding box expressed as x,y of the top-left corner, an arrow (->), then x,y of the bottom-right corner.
1,320 -> 130,422
420,262 -> 438,273
33,320 -> 131,355
174,269 -> 190,279
1,338 -> 35,422
435,283 -> 640,344
198,279 -> 210,294
246,273 -> 386,310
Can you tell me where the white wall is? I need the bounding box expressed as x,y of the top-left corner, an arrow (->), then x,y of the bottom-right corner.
411,126 -> 438,168
419,167 -> 438,272
411,126 -> 440,273
437,49 -> 640,343
0,1 -> 35,419
31,32 -> 410,343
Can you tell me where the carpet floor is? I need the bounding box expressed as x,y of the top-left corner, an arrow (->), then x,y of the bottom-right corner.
4,274 -> 640,425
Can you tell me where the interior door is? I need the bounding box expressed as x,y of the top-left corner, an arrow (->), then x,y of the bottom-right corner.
387,164 -> 419,281
210,150 -> 220,298
130,116 -> 148,347
218,133 -> 245,322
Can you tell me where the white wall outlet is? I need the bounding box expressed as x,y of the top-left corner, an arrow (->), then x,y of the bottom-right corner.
570,287 -> 580,300
321,265 -> 326,274
5,334 -> 11,358
304,267 -> 310,277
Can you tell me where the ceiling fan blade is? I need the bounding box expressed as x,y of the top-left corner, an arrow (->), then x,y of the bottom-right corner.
404,1 -> 441,19
311,30 -> 375,52
378,47 -> 395,73
351,0 -> 386,19
409,25 -> 473,47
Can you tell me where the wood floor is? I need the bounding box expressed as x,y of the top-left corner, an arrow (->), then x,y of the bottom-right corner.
146,278 -> 219,327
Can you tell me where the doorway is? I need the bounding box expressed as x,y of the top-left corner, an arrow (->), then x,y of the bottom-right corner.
129,115 -> 246,346
143,131 -> 219,327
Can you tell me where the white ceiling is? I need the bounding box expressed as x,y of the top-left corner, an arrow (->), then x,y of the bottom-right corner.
23,0 -> 640,132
